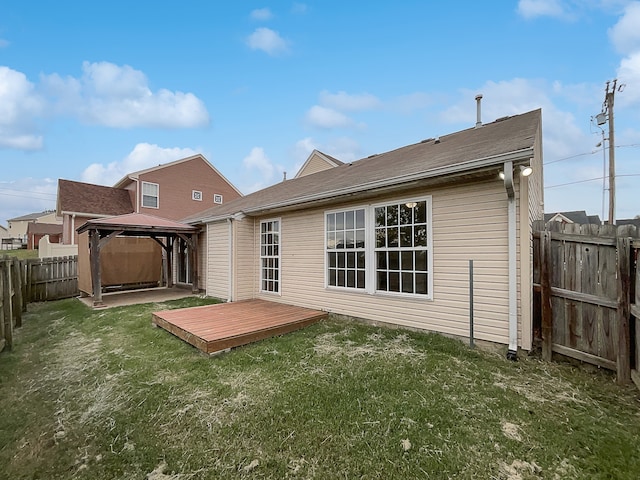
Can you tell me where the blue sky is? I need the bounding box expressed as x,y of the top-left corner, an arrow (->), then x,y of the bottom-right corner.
1,0 -> 639,224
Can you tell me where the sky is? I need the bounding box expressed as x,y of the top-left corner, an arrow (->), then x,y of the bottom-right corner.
1,0 -> 639,225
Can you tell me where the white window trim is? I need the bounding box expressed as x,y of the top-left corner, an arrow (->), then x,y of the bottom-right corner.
141,181 -> 159,209
323,196 -> 433,300
259,217 -> 281,296
324,205 -> 368,292
192,190 -> 203,201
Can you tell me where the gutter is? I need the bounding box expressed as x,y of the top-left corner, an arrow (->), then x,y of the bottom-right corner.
502,160 -> 518,361
192,147 -> 534,225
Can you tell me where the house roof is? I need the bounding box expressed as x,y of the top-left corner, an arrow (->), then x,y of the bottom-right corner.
8,210 -> 56,222
185,109 -> 541,224
76,212 -> 197,235
543,211 -> 601,225
26,222 -> 63,236
112,153 -> 243,196
294,150 -> 344,179
617,218 -> 640,228
57,179 -> 134,217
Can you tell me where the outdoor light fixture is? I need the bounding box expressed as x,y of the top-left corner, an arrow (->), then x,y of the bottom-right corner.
499,171 -> 505,180
405,202 -> 417,208
519,165 -> 533,176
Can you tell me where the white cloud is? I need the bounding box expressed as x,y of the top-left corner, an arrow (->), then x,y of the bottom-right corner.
250,8 -> 273,21
319,91 -> 381,111
241,147 -> 286,192
42,61 -> 210,128
618,52 -> 640,105
292,137 -> 318,164
246,28 -> 289,55
517,0 -> 567,19
305,105 -> 355,129
0,66 -> 44,150
609,2 -> 640,55
0,178 -> 57,224
80,143 -> 199,186
0,39 -> 9,48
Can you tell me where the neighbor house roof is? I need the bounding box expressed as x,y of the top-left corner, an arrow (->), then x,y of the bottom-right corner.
57,179 -> 134,217
26,222 -> 63,236
185,109 -> 541,224
112,153 -> 243,196
8,211 -> 56,222
544,211 -> 601,225
617,218 -> 640,228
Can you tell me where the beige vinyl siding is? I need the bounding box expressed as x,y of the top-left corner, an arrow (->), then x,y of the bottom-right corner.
297,155 -> 336,178
206,221 -> 230,300
254,179 -> 517,346
234,217 -> 256,301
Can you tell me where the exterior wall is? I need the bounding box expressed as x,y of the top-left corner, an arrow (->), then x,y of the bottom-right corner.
234,218 -> 257,301
137,157 -> 242,220
62,214 -> 94,245
241,179 -> 524,347
206,221 -> 231,300
296,155 -> 336,178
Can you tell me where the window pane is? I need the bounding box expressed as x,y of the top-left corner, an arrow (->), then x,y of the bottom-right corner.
329,269 -> 336,286
347,270 -> 355,288
328,252 -> 336,268
336,231 -> 345,249
355,229 -> 365,248
415,225 -> 427,247
336,212 -> 344,230
415,201 -> 427,224
346,210 -> 354,229
416,273 -> 428,294
357,270 -> 365,288
345,230 -> 355,249
357,251 -> 366,269
389,272 -> 400,292
377,271 -> 387,290
356,209 -> 365,228
376,228 -> 386,248
401,251 -> 413,270
389,251 -> 399,270
400,204 -> 413,225
400,226 -> 412,247
375,207 -> 385,227
415,251 -> 427,271
327,213 -> 335,231
337,252 -> 345,268
327,232 -> 335,249
377,251 -> 387,269
387,227 -> 398,247
347,252 -> 355,269
273,221 -> 279,231
337,270 -> 346,287
386,205 -> 398,225
402,272 -> 414,293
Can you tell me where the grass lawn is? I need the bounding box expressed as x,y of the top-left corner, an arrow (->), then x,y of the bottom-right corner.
0,249 -> 38,260
1,297 -> 639,479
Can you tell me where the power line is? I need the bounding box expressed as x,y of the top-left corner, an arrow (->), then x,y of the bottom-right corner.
545,173 -> 640,189
544,143 -> 640,165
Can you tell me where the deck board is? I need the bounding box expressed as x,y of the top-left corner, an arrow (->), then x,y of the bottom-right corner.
152,299 -> 327,354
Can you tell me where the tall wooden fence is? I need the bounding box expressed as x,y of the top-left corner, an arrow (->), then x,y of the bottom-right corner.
1,255 -> 78,353
533,221 -> 639,387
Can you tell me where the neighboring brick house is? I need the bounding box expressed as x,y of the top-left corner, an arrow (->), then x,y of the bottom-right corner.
57,154 -> 243,245
26,222 -> 63,249
7,210 -> 62,245
112,154 -> 243,222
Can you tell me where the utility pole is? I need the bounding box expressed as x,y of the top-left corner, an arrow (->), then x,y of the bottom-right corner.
605,80 -> 617,225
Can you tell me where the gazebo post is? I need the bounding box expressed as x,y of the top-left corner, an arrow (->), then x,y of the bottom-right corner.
166,236 -> 174,288
190,233 -> 199,293
89,229 -> 104,307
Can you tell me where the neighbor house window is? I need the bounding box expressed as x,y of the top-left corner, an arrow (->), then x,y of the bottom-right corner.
326,208 -> 366,289
374,199 -> 430,296
192,190 -> 202,201
214,194 -> 223,204
142,182 -> 159,208
260,219 -> 280,293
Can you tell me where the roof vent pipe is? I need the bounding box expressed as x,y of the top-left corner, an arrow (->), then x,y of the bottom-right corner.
475,94 -> 483,128
282,171 -> 287,182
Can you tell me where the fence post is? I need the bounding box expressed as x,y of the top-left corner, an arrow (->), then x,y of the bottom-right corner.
11,257 -> 23,328
1,259 -> 13,351
540,230 -> 553,361
616,236 -> 631,384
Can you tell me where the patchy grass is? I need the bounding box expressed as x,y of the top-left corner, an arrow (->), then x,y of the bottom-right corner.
0,249 -> 38,260
1,298 -> 639,479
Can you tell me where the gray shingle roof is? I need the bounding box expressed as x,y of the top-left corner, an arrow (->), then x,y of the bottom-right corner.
185,109 -> 541,224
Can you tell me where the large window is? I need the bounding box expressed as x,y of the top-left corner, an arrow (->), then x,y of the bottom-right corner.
375,200 -> 429,296
260,219 -> 280,293
326,208 -> 366,289
142,182 -> 159,208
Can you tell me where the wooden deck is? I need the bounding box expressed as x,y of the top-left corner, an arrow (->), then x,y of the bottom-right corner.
152,299 -> 327,355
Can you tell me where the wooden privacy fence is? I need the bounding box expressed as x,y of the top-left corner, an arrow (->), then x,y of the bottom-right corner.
533,221 -> 639,386
1,255 -> 78,353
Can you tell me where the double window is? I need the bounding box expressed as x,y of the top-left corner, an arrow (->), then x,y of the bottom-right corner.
142,182 -> 159,208
325,198 -> 432,298
260,219 -> 280,293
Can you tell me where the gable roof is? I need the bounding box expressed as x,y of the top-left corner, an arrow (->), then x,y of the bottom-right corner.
57,179 -> 134,217
294,150 -> 344,179
8,210 -> 56,222
543,211 -> 601,225
185,109 -> 541,224
112,153 -> 243,196
26,222 -> 63,236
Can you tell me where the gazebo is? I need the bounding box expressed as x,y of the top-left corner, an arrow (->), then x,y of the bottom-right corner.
76,213 -> 199,307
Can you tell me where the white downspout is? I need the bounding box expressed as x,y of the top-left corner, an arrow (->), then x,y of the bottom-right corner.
71,214 -> 76,246
227,218 -> 233,302
503,160 -> 518,360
